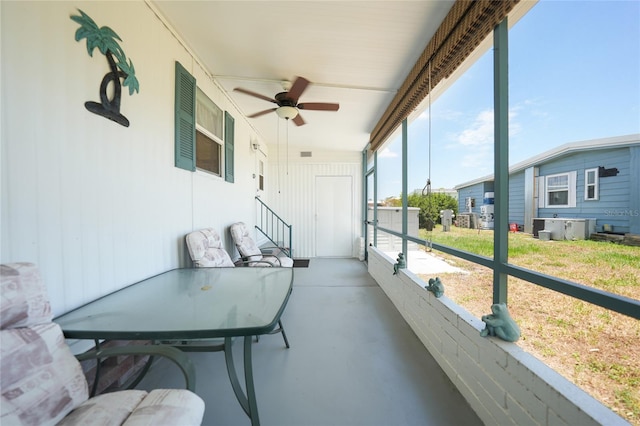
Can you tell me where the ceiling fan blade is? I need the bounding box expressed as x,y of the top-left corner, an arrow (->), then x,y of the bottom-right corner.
233,87 -> 277,104
287,76 -> 310,104
248,108 -> 276,118
297,102 -> 340,112
292,114 -> 306,126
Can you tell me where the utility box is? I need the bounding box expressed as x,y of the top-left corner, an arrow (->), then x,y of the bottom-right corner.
479,192 -> 494,229
458,213 -> 479,229
440,209 -> 454,232
544,219 -> 565,241
544,218 -> 596,240
539,230 -> 552,241
532,218 -> 546,237
564,219 -> 596,240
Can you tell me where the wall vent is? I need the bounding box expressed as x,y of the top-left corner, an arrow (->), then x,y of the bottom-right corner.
300,151 -> 312,158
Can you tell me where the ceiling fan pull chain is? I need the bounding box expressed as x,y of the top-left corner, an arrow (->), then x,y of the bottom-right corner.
277,118 -> 281,194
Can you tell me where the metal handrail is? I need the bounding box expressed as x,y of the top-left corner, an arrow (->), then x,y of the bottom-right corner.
255,197 -> 292,257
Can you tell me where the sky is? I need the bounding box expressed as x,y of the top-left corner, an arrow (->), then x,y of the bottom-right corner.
374,0 -> 640,201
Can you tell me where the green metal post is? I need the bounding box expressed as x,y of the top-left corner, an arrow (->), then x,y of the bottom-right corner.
374,150 -> 378,248
493,18 -> 509,304
402,119 -> 408,260
362,149 -> 367,249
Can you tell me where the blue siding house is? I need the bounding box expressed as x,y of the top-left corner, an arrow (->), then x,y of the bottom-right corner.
455,134 -> 640,236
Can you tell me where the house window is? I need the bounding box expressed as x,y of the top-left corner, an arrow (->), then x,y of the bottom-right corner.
584,168 -> 599,200
195,131 -> 220,175
544,171 -> 577,207
174,61 -> 234,179
196,88 -> 223,176
547,174 -> 569,205
259,160 -> 264,191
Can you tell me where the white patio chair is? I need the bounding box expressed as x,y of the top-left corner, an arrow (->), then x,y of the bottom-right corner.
229,222 -> 293,268
185,228 -> 290,348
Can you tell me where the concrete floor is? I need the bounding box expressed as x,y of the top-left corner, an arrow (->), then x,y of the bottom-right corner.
138,258 -> 482,426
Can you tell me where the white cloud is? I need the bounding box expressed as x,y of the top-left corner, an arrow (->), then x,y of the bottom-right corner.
453,108 -> 522,147
460,144 -> 493,169
456,110 -> 494,147
377,147 -> 398,158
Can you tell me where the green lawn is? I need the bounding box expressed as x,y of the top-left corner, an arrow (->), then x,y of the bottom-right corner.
420,226 -> 640,297
416,225 -> 640,424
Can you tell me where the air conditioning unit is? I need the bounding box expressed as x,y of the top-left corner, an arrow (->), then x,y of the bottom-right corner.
564,219 -> 596,240
542,218 -> 596,240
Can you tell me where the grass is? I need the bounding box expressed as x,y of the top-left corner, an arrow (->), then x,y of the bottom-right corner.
416,226 -> 640,425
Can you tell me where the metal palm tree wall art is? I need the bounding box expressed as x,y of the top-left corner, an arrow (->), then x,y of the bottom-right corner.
71,9 -> 139,127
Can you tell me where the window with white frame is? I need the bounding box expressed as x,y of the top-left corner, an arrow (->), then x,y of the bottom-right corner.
542,171 -> 577,208
259,160 -> 264,191
584,168 -> 599,200
195,88 -> 223,176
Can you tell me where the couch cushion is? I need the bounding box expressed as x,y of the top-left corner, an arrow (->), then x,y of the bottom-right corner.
0,323 -> 89,426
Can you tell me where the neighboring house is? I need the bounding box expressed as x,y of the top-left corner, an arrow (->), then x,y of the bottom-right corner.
455,134 -> 640,236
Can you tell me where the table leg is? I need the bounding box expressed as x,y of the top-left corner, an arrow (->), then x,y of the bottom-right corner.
224,336 -> 260,426
244,335 -> 259,426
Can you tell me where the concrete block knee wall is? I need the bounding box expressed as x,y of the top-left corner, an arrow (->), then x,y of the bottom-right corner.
367,247 -> 628,426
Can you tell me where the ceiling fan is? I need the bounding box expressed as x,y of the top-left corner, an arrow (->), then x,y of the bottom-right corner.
233,76 -> 339,126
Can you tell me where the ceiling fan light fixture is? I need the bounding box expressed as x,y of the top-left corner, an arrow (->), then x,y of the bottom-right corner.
276,106 -> 299,120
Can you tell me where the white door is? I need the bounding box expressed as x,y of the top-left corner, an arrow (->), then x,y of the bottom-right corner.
316,176 -> 353,257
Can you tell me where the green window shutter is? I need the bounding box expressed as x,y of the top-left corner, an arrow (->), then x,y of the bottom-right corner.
174,62 -> 196,171
224,111 -> 235,183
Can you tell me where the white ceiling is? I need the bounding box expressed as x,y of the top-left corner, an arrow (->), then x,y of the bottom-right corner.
151,1 -> 455,152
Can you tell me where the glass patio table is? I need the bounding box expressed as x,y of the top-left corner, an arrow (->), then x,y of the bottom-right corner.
55,267 -> 294,426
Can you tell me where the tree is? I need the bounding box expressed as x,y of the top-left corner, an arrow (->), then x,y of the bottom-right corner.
406,192 -> 458,229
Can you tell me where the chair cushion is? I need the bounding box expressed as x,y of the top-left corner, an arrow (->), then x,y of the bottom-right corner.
1,263 -> 52,329
229,222 -> 262,261
121,389 -> 205,426
57,389 -> 204,426
262,255 -> 294,268
186,228 -> 234,267
57,390 -> 148,426
0,323 -> 89,426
